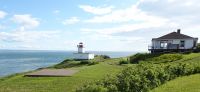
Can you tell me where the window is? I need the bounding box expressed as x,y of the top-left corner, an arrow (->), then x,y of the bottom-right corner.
180,40 -> 185,47
160,42 -> 167,48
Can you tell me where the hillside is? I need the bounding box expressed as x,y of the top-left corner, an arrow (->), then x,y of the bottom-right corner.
0,56 -> 125,92
151,74 -> 200,92
0,53 -> 199,92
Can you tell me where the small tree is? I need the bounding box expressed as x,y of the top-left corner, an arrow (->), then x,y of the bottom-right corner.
193,43 -> 200,53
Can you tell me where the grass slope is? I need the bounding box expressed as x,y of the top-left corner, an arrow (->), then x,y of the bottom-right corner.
151,74 -> 200,92
0,58 -> 124,92
0,53 -> 199,92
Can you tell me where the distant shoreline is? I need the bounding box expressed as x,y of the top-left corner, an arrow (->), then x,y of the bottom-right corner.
0,50 -> 136,77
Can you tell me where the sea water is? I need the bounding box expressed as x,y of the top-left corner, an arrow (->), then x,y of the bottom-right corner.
0,50 -> 135,77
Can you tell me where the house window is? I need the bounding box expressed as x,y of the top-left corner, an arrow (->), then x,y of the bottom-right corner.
180,40 -> 185,47
160,42 -> 167,48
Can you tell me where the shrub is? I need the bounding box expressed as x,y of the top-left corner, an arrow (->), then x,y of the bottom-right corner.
80,60 -> 90,64
95,55 -> 111,59
80,60 -> 99,65
150,54 -> 183,63
129,53 -> 160,64
119,59 -> 129,65
101,55 -> 110,59
133,54 -> 183,64
88,61 -> 99,65
76,75 -> 118,92
77,61 -> 200,92
193,43 -> 200,53
53,59 -> 80,69
76,84 -> 108,92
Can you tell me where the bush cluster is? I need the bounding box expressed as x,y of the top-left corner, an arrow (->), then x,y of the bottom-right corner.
77,61 -> 200,92
130,53 -> 183,64
80,60 -> 99,65
193,43 -> 200,53
119,59 -> 129,65
149,54 -> 183,63
129,53 -> 160,64
95,55 -> 111,59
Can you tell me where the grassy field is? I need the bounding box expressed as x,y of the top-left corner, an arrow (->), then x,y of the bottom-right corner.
0,58 -> 124,92
0,53 -> 200,92
151,74 -> 200,92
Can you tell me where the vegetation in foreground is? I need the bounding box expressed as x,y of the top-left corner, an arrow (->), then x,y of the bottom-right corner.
151,74 -> 200,92
77,53 -> 200,92
0,55 -> 123,92
0,53 -> 200,92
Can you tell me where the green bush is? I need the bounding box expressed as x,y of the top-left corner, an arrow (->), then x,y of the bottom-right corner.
80,60 -> 99,65
77,61 -> 200,92
130,53 -> 183,64
119,59 -> 129,65
150,54 -> 183,63
53,59 -> 81,69
80,60 -> 90,64
76,75 -> 118,92
193,43 -> 200,53
129,53 -> 160,64
95,55 -> 111,59
88,61 -> 99,65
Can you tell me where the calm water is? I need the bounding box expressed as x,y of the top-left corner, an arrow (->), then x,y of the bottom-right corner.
0,50 -> 135,77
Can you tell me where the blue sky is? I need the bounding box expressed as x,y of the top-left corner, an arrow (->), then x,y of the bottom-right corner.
0,0 -> 200,51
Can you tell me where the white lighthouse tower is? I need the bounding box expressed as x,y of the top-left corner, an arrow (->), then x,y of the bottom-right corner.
77,42 -> 85,53
74,42 -> 94,60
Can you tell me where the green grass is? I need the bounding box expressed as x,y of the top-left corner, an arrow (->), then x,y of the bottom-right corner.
151,74 -> 200,92
138,53 -> 200,64
0,53 -> 199,92
0,59 -> 124,92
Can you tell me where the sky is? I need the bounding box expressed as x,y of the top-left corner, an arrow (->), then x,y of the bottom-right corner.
0,0 -> 200,51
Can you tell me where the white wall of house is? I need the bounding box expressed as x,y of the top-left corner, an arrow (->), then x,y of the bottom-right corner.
184,39 -> 194,49
152,39 -> 195,49
172,40 -> 180,44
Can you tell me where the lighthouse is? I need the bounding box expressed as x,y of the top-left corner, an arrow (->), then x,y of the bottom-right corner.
77,42 -> 85,53
73,42 -> 94,60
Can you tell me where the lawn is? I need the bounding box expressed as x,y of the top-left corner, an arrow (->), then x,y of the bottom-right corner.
0,58 -> 124,92
151,74 -> 200,92
0,53 -> 199,92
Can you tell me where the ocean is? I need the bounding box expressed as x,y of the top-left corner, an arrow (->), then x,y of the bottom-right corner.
0,50 -> 135,77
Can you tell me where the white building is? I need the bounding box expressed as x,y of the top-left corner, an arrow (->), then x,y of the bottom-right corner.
149,29 -> 198,53
73,42 -> 94,60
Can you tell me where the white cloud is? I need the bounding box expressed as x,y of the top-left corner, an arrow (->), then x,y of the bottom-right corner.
79,32 -> 146,51
81,4 -> 171,35
79,0 -> 200,51
0,11 -> 7,19
136,0 -> 200,37
83,0 -> 200,37
12,14 -> 40,29
82,21 -> 168,35
84,5 -> 168,24
62,17 -> 80,25
79,5 -> 114,15
0,30 -> 59,43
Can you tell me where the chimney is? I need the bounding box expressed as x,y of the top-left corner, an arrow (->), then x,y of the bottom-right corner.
177,29 -> 181,34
